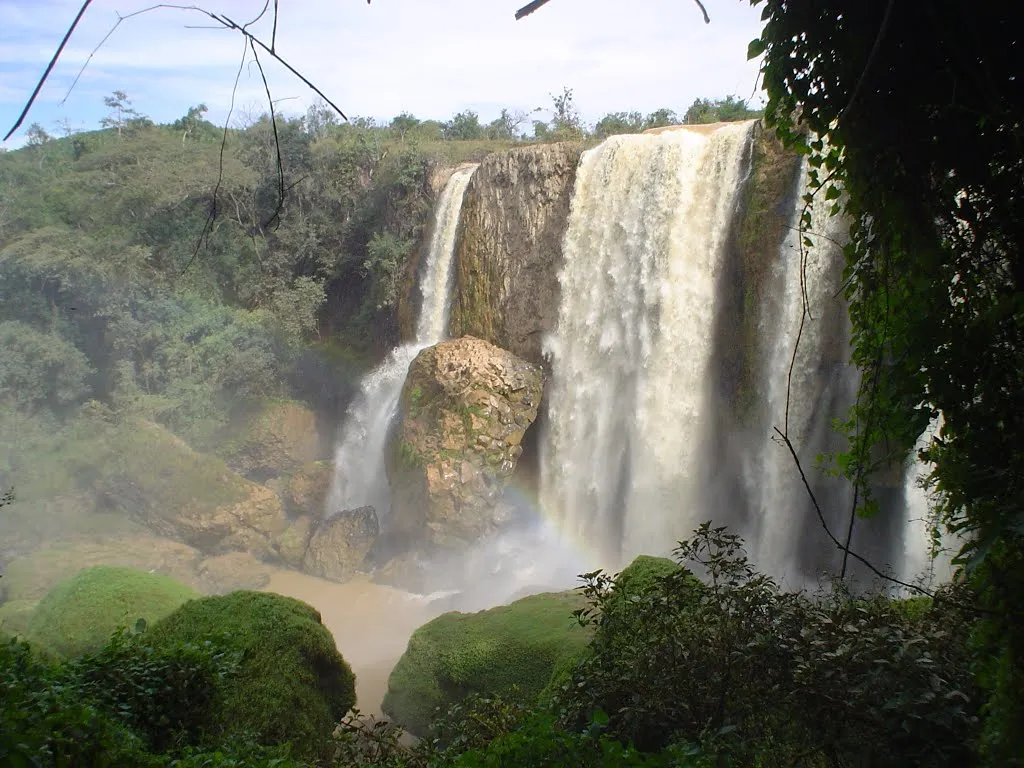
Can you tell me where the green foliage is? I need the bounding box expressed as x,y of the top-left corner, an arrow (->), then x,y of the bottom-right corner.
0,638 -> 160,767
751,2 -> 1024,760
382,591 -> 590,737
148,591 -> 355,762
559,523 -> 980,766
67,628 -> 242,752
682,95 -> 762,125
593,109 -> 680,138
443,111 -> 486,141
26,566 -> 198,658
0,321 -> 93,412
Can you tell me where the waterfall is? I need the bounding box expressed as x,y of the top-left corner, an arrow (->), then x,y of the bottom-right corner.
900,416 -> 957,588
753,162 -> 857,579
326,164 -> 477,518
540,122 -> 755,564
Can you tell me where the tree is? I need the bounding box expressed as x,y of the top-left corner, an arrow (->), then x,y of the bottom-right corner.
442,110 -> 485,140
173,104 -> 209,145
643,108 -> 678,130
549,87 -> 584,139
682,95 -> 761,125
388,112 -> 420,140
486,108 -> 531,140
100,90 -> 143,138
752,1 -> 1024,761
593,111 -> 645,138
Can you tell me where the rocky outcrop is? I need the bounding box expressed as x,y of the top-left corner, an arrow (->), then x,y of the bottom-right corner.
386,337 -> 543,549
447,143 -> 582,366
286,460 -> 333,517
302,506 -> 379,582
196,552 -> 272,593
99,419 -> 290,558
275,515 -> 315,568
218,400 -> 322,481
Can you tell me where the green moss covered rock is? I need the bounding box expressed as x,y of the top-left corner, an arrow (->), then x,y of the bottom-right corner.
218,399 -> 322,481
0,599 -> 37,639
614,554 -> 681,595
148,591 -> 355,761
382,590 -> 590,736
26,566 -> 198,657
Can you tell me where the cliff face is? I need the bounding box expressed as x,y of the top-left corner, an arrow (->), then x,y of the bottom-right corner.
448,143 -> 582,366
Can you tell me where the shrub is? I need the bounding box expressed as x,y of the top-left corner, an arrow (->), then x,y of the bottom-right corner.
67,629 -> 242,752
0,638 -> 160,767
26,566 -> 198,658
558,523 -> 981,766
382,591 -> 590,737
147,591 -> 355,762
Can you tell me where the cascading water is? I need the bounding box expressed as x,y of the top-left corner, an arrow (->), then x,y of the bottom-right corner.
752,162 -> 858,579
326,164 -> 477,518
540,122 -> 756,565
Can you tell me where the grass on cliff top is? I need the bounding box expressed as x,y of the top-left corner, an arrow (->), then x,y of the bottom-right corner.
26,566 -> 199,658
383,590 -> 590,736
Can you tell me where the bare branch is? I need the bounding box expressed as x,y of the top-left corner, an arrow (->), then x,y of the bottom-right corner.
516,0 -> 710,23
248,38 -> 286,231
5,0 -> 96,141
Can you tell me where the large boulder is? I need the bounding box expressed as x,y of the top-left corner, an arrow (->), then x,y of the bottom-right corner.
286,460 -> 333,517
386,337 -> 543,550
447,143 -> 583,366
26,566 -> 199,658
98,420 -> 289,557
382,591 -> 590,736
148,591 -> 356,763
275,514 -> 315,568
302,506 -> 379,582
195,552 -> 271,594
0,535 -> 204,602
218,399 -> 322,481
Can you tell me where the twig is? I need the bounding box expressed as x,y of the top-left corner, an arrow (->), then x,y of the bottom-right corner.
248,38 -> 286,231
181,35 -> 247,276
772,427 -> 934,597
4,0 -> 96,140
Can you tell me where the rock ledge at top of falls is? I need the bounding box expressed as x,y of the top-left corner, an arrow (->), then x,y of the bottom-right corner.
444,142 -> 583,367
386,336 -> 544,550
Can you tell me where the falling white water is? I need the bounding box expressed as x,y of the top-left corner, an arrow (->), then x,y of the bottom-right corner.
754,162 -> 855,576
900,416 -> 957,588
326,164 -> 477,518
541,122 -> 755,565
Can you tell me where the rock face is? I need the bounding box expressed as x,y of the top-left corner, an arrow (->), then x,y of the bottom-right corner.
196,552 -> 272,593
302,506 -> 379,582
219,400 -> 322,481
447,143 -> 582,366
99,420 -> 289,558
387,337 -> 543,549
286,460 -> 333,517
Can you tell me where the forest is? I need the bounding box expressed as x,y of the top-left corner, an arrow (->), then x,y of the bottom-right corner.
1,0 -> 1022,766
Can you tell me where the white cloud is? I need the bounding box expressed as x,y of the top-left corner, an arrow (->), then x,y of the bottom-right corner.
1,0 -> 765,143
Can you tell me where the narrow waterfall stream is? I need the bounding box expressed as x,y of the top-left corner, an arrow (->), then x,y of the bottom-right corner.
326,164 -> 477,518
540,122 -> 755,565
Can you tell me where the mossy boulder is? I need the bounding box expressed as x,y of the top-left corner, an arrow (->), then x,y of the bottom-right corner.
0,599 -> 37,639
382,590 -> 589,736
148,591 -> 355,762
614,555 -> 681,595
274,515 -> 315,568
218,399 -> 322,481
99,420 -> 289,556
0,536 -> 204,602
26,566 -> 199,658
387,337 -> 543,550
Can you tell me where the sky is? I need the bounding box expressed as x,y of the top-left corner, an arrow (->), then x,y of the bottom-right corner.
0,0 -> 766,147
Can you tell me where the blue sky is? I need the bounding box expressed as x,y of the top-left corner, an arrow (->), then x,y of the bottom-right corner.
0,0 -> 766,147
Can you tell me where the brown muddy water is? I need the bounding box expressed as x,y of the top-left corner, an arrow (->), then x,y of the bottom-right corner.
263,570 -> 439,716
